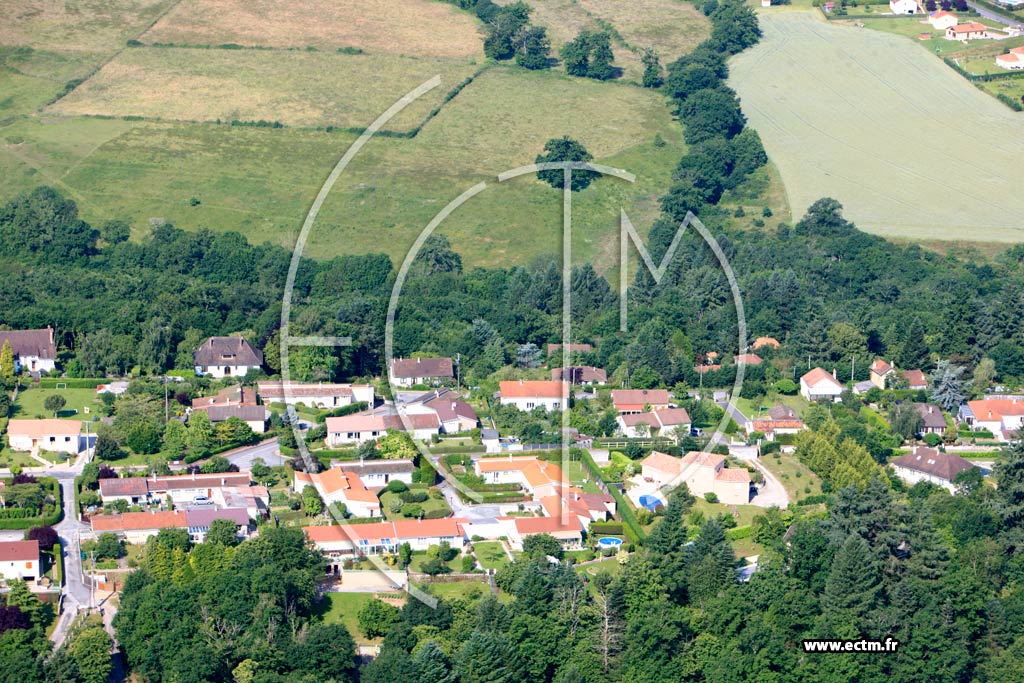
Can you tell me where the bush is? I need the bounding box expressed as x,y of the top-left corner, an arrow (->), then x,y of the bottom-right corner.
387,480 -> 410,494
420,558 -> 450,576
401,504 -> 423,518
704,492 -> 719,503
399,490 -> 428,504
26,525 -> 58,551
923,433 -> 942,447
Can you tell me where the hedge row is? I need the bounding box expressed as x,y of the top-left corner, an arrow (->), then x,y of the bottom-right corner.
796,494 -> 834,506
315,402 -> 369,423
589,522 -> 625,536
943,57 -> 1024,83
726,525 -> 753,541
0,478 -> 62,529
39,378 -> 106,388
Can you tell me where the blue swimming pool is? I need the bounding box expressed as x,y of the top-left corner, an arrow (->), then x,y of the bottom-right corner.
597,537 -> 623,550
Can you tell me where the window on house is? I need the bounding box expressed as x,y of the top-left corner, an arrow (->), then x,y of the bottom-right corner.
526,402 -> 535,409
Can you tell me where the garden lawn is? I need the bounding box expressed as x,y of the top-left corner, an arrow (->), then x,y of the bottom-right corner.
12,386 -> 104,420
759,452 -> 823,501
318,592 -> 381,644
379,487 -> 451,521
473,541 -> 510,570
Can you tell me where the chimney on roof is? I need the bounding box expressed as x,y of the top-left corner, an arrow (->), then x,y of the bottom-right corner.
192,471 -> 197,480
832,368 -> 837,378
417,357 -> 421,364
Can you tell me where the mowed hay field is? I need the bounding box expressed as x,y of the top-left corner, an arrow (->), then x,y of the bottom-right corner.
2,65 -> 685,270
0,0 -> 175,54
730,11 -> 1024,243
141,0 -> 483,58
496,0 -> 710,81
47,48 -> 480,130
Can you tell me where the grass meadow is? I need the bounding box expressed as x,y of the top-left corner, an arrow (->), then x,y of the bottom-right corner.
141,0 -> 484,58
48,47 -> 481,130
496,0 -> 711,82
730,11 -> 1024,244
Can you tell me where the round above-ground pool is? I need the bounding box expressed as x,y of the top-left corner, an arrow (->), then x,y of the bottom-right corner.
597,537 -> 624,550
638,494 -> 664,511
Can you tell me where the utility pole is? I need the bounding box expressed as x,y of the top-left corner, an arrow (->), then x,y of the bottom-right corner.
455,353 -> 461,393
851,356 -> 855,384
164,375 -> 169,423
88,548 -> 96,611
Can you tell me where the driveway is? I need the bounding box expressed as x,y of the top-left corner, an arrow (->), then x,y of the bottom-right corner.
748,458 -> 789,509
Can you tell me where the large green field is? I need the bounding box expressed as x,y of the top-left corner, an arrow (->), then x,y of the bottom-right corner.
730,11 -> 1024,244
0,0 -> 785,271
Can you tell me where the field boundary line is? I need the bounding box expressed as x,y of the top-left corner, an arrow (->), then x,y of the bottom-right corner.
43,0 -> 187,111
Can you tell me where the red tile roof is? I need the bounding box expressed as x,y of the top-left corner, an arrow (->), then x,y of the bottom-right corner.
752,336 -> 780,349
0,540 -> 39,562
612,389 -> 670,409
500,380 -> 564,399
904,369 -> 928,388
7,419 -> 82,438
801,367 -> 842,389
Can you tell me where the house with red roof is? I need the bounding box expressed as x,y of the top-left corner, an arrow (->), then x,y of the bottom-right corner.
752,336 -> 780,350
996,45 -> 1024,70
325,410 -> 440,445
91,508 -> 251,544
928,10 -> 958,29
0,540 -> 40,582
904,369 -> 929,390
6,419 -> 82,455
800,368 -> 843,402
946,22 -> 988,40
611,388 -> 671,414
294,467 -> 382,518
869,359 -> 894,390
958,398 -> 1024,441
639,451 -> 751,505
402,388 -> 478,433
616,407 -> 691,440
499,380 -> 565,412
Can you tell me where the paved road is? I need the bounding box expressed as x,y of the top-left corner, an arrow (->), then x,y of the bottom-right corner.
967,1 -> 1024,29
224,439 -> 286,470
50,472 -> 92,647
